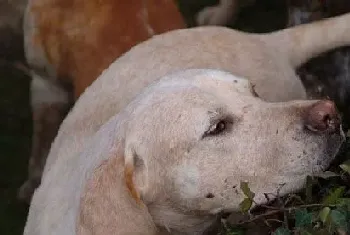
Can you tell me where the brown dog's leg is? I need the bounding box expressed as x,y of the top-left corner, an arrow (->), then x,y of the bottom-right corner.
18,73 -> 70,203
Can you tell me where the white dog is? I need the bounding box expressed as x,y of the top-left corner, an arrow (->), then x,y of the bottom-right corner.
24,12 -> 350,235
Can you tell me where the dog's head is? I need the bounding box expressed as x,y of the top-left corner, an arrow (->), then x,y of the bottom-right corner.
117,69 -> 344,220
78,69 -> 344,234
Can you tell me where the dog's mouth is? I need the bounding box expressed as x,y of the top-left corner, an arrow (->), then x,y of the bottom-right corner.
322,129 -> 348,170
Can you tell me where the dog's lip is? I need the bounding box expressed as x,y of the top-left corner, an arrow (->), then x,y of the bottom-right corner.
303,123 -> 345,139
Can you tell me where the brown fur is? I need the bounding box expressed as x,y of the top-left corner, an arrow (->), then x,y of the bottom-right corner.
30,0 -> 186,98
124,163 -> 142,204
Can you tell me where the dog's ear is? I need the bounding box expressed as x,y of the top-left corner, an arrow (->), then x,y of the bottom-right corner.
78,141 -> 157,235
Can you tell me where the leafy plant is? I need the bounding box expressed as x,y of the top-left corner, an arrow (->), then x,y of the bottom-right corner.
220,157 -> 350,235
239,181 -> 256,213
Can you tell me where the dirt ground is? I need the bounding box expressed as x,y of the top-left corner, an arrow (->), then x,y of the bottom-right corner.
1,0 -> 347,235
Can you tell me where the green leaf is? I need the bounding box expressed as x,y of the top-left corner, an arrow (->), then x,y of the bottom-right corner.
330,209 -> 348,229
240,181 -> 255,199
273,227 -> 291,235
340,160 -> 350,174
224,227 -> 245,235
319,207 -> 331,224
322,187 -> 346,206
239,198 -> 253,213
336,198 -> 350,209
295,208 -> 313,228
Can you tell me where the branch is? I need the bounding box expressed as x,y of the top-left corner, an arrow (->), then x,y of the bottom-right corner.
237,203 -> 332,225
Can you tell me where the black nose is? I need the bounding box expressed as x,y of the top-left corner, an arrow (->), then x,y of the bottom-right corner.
303,100 -> 341,133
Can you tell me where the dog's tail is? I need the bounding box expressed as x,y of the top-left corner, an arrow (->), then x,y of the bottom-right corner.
262,12 -> 350,68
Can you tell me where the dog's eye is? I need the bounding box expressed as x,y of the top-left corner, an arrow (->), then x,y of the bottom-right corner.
204,120 -> 227,137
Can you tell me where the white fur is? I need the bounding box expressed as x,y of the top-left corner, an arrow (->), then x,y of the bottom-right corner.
174,164 -> 200,199
30,73 -> 69,106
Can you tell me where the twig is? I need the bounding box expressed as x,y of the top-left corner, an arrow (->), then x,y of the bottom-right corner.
284,194 -> 305,207
265,218 -> 284,224
260,205 -> 281,210
237,203 -> 332,225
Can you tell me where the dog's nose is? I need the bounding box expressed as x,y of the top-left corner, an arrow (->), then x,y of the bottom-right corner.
304,100 -> 341,133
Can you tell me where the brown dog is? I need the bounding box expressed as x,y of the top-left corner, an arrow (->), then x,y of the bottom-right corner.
24,12 -> 350,235
19,0 -> 186,203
